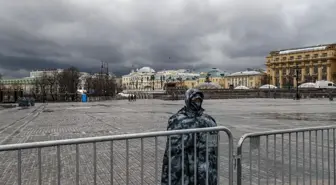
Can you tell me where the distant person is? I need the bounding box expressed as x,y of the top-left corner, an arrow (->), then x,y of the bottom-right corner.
161,88 -> 218,185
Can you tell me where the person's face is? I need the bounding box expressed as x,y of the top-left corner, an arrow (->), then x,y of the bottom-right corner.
190,96 -> 202,110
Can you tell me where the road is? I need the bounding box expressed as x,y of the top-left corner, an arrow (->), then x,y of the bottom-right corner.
0,99 -> 335,185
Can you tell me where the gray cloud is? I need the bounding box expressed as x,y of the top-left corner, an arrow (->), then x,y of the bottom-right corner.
0,0 -> 335,78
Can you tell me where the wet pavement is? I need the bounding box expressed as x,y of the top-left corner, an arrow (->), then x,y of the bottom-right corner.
0,99 -> 335,185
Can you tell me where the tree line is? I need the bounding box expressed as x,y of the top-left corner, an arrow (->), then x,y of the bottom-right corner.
31,67 -> 117,101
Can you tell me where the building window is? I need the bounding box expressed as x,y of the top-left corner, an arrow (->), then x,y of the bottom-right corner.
322,53 -> 327,57
289,68 -> 294,75
297,55 -> 302,59
313,66 -> 318,74
282,69 -> 286,75
282,57 -> 287,61
275,58 -> 279,61
305,66 -> 310,74
289,56 -> 294,60
313,54 -> 318,58
322,66 -> 327,73
304,54 -> 310,59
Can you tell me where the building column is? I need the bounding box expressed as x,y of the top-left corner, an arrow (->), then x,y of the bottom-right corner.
318,61 -> 323,80
327,64 -> 332,81
279,69 -> 283,88
270,70 -> 275,85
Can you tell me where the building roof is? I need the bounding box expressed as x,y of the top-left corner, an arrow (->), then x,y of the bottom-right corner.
269,43 -> 336,55
137,67 -> 155,73
228,70 -> 261,76
198,68 -> 230,78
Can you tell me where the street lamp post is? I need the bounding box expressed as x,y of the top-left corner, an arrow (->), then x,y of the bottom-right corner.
294,63 -> 301,100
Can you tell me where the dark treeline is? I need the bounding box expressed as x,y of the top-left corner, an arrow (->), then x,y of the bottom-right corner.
30,66 -> 117,102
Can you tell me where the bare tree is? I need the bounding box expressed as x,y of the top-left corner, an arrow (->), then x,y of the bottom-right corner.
46,71 -> 59,101
58,67 -> 81,101
84,75 -> 94,94
84,74 -> 116,97
0,73 -> 3,90
36,72 -> 49,102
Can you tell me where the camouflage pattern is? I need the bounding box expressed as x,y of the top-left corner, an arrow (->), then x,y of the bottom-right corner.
161,88 -> 218,185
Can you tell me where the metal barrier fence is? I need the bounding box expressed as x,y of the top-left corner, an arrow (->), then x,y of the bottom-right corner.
236,125 -> 336,185
0,126 -> 233,185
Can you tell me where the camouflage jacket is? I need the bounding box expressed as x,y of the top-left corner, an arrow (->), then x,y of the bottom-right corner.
161,106 -> 218,185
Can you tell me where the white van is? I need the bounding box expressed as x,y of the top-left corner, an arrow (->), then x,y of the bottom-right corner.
315,80 -> 336,89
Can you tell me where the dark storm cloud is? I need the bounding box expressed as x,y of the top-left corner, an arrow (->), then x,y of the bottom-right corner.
0,0 -> 336,77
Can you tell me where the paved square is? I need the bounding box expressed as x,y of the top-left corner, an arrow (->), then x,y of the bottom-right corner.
0,99 -> 335,185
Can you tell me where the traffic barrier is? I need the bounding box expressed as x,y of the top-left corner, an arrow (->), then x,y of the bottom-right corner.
0,126 -> 233,185
2,125 -> 336,184
236,125 -> 336,185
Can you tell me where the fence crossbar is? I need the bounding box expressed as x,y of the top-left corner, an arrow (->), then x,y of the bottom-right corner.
0,126 -> 231,151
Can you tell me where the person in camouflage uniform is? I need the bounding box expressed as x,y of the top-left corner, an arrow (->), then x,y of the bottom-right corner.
161,88 -> 218,185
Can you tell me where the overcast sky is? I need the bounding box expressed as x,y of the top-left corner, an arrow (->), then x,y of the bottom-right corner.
0,0 -> 335,78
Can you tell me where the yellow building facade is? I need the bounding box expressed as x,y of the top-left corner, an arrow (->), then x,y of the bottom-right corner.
266,44 -> 336,88
224,71 -> 266,89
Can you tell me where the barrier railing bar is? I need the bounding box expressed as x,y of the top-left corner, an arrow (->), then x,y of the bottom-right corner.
303,132 -> 305,185
315,131 -> 318,185
237,125 -> 336,140
18,149 -> 22,185
228,131 -> 233,185
194,133 -> 197,185
110,141 -> 114,185
257,136 -> 260,185
126,139 -> 129,185
182,134 -> 184,185
309,131 -> 312,185
333,129 -> 336,183
0,126 -> 230,151
328,130 -> 330,185
296,132 -> 299,185
76,145 -> 79,185
274,135 -> 276,185
168,136 -> 171,185
93,142 -> 97,185
206,132 -> 209,185
249,138 -> 252,185
141,138 -> 144,185
289,133 -> 292,185
38,148 -> 42,185
322,131 -> 324,185
155,137 -> 158,185
217,132 -> 220,185
266,135 -> 269,185
57,145 -> 61,185
281,133 -> 284,185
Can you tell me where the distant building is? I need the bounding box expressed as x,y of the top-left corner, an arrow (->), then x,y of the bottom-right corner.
266,43 -> 336,88
197,68 -> 230,88
30,69 -> 63,78
225,70 -> 266,89
122,67 -> 156,91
